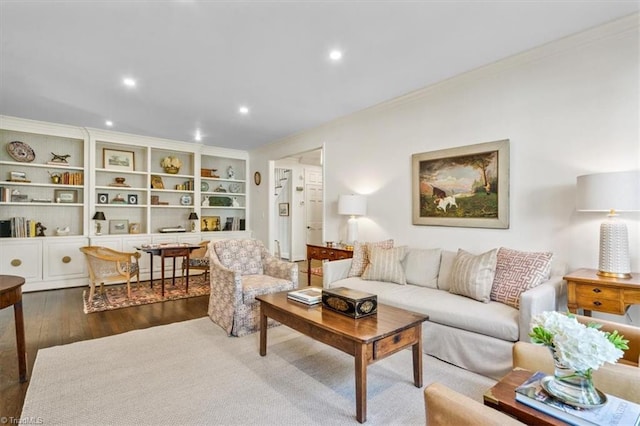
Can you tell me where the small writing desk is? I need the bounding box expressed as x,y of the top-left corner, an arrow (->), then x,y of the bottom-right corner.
136,244 -> 201,297
0,275 -> 27,382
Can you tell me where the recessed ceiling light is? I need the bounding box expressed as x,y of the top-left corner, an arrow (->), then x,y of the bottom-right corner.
194,129 -> 202,142
122,77 -> 136,87
105,120 -> 113,127
238,106 -> 250,115
329,49 -> 343,62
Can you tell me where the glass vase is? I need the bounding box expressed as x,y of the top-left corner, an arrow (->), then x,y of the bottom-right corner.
545,354 -> 603,407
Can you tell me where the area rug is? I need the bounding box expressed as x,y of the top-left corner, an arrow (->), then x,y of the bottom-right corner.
299,266 -> 323,276
82,274 -> 210,314
21,318 -> 496,425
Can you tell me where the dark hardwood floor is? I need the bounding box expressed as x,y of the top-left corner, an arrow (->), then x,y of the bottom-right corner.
0,264 -> 319,420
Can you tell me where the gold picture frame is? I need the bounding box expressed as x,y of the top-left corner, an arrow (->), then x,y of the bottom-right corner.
201,216 -> 220,232
411,139 -> 510,229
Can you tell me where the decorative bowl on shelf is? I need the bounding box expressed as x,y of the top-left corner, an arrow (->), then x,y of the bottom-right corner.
115,177 -> 126,184
161,156 -> 182,174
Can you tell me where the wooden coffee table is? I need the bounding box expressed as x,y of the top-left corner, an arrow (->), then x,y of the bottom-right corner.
256,291 -> 428,423
483,368 -> 566,425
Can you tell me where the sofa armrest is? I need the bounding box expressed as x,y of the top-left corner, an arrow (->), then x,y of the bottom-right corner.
424,383 -> 523,426
518,276 -> 566,341
322,258 -> 353,287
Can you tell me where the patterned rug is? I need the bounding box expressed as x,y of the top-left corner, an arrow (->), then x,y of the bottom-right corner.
83,274 -> 210,314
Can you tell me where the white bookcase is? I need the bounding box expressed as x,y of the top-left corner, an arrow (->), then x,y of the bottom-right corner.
0,115 -> 251,291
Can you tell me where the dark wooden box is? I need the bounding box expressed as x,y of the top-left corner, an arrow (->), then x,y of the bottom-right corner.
322,287 -> 377,318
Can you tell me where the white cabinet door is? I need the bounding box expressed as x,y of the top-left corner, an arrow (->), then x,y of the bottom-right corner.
0,239 -> 42,282
43,237 -> 88,280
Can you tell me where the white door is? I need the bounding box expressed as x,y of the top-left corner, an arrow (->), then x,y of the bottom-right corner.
305,170 -> 323,245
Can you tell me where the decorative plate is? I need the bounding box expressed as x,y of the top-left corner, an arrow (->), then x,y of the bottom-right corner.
180,195 -> 192,206
229,183 -> 242,193
201,181 -> 209,192
7,141 -> 35,162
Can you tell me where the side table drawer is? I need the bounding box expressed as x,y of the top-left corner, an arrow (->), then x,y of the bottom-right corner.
575,285 -> 620,300
575,295 -> 623,314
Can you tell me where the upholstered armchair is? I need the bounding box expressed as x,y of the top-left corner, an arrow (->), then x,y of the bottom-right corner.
207,239 -> 298,337
80,246 -> 141,300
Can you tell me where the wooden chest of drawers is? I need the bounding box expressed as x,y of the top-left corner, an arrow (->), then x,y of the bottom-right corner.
565,268 -> 640,315
306,244 -> 353,285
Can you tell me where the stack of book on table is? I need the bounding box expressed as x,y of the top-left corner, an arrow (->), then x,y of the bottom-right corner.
287,288 -> 322,305
515,371 -> 640,426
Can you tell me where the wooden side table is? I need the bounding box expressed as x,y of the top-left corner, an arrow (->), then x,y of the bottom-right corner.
564,268 -> 640,316
0,275 -> 27,382
483,368 -> 565,425
306,244 -> 353,285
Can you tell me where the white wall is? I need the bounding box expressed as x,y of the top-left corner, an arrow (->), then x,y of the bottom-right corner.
250,15 -> 640,322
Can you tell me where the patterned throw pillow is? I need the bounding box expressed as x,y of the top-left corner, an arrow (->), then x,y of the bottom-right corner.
347,239 -> 394,277
213,239 -> 263,275
448,249 -> 498,303
361,246 -> 408,285
490,247 -> 553,309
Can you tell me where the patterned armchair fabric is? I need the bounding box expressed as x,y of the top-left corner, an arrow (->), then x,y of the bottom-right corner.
207,239 -> 298,336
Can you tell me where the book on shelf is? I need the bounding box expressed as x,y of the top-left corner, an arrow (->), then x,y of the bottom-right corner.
287,288 -> 322,305
515,371 -> 640,426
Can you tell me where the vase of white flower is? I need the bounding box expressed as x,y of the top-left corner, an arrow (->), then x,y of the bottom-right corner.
530,311 -> 628,408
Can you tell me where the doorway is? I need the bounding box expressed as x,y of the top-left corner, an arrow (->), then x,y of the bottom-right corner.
272,148 -> 323,261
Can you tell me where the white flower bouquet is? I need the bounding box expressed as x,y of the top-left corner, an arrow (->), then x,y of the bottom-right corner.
530,311 -> 628,379
161,156 -> 182,173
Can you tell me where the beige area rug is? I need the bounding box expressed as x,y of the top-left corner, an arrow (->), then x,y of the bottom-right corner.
21,318 -> 495,425
83,274 -> 209,314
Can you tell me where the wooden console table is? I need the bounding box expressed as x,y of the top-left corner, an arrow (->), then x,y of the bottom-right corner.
306,244 -> 353,285
0,275 -> 27,382
564,268 -> 640,316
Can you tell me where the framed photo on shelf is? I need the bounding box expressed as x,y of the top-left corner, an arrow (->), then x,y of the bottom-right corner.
97,193 -> 109,204
129,223 -> 141,234
109,219 -> 129,235
54,189 -> 78,204
151,175 -> 164,189
127,194 -> 138,205
279,202 -> 289,216
411,139 -> 510,229
103,148 -> 135,172
201,216 -> 220,232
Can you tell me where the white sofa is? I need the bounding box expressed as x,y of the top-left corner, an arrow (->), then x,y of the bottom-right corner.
323,248 -> 567,379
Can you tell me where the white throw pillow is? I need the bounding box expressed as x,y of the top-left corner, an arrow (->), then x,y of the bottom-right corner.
361,246 -> 408,285
448,248 -> 498,303
437,250 -> 457,291
403,248 -> 442,288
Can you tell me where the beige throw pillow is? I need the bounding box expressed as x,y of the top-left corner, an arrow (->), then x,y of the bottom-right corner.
362,246 -> 408,285
347,239 -> 394,277
403,248 -> 442,288
490,247 -> 553,309
448,249 -> 498,303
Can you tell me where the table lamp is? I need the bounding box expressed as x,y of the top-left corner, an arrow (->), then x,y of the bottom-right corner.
188,212 -> 199,232
576,170 -> 639,278
338,194 -> 367,244
92,211 -> 106,235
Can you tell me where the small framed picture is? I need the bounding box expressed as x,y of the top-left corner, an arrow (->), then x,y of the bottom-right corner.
279,202 -> 289,216
201,216 -> 220,232
9,171 -> 27,181
103,148 -> 135,172
54,189 -> 78,203
127,194 -> 138,205
151,175 -> 164,189
129,223 -> 141,234
109,219 -> 129,235
97,193 -> 109,204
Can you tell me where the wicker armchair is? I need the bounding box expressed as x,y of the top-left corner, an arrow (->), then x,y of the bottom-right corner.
207,239 -> 298,336
80,246 -> 141,300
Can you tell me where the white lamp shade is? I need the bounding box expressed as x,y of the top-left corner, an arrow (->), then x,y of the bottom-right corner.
338,194 -> 367,216
576,170 -> 640,212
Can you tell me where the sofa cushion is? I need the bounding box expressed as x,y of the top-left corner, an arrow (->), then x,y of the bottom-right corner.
404,248 -> 441,288
362,246 -> 408,285
214,239 -> 263,275
437,250 -> 456,291
490,247 -> 553,309
348,239 -> 394,277
449,249 -> 498,303
327,277 -> 519,341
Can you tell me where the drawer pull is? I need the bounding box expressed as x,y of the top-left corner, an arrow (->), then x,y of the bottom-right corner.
11,259 -> 22,267
62,256 -> 72,264
592,288 -> 601,293
593,301 -> 602,306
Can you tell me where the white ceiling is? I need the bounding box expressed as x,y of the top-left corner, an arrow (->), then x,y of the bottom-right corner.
1,1 -> 638,151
